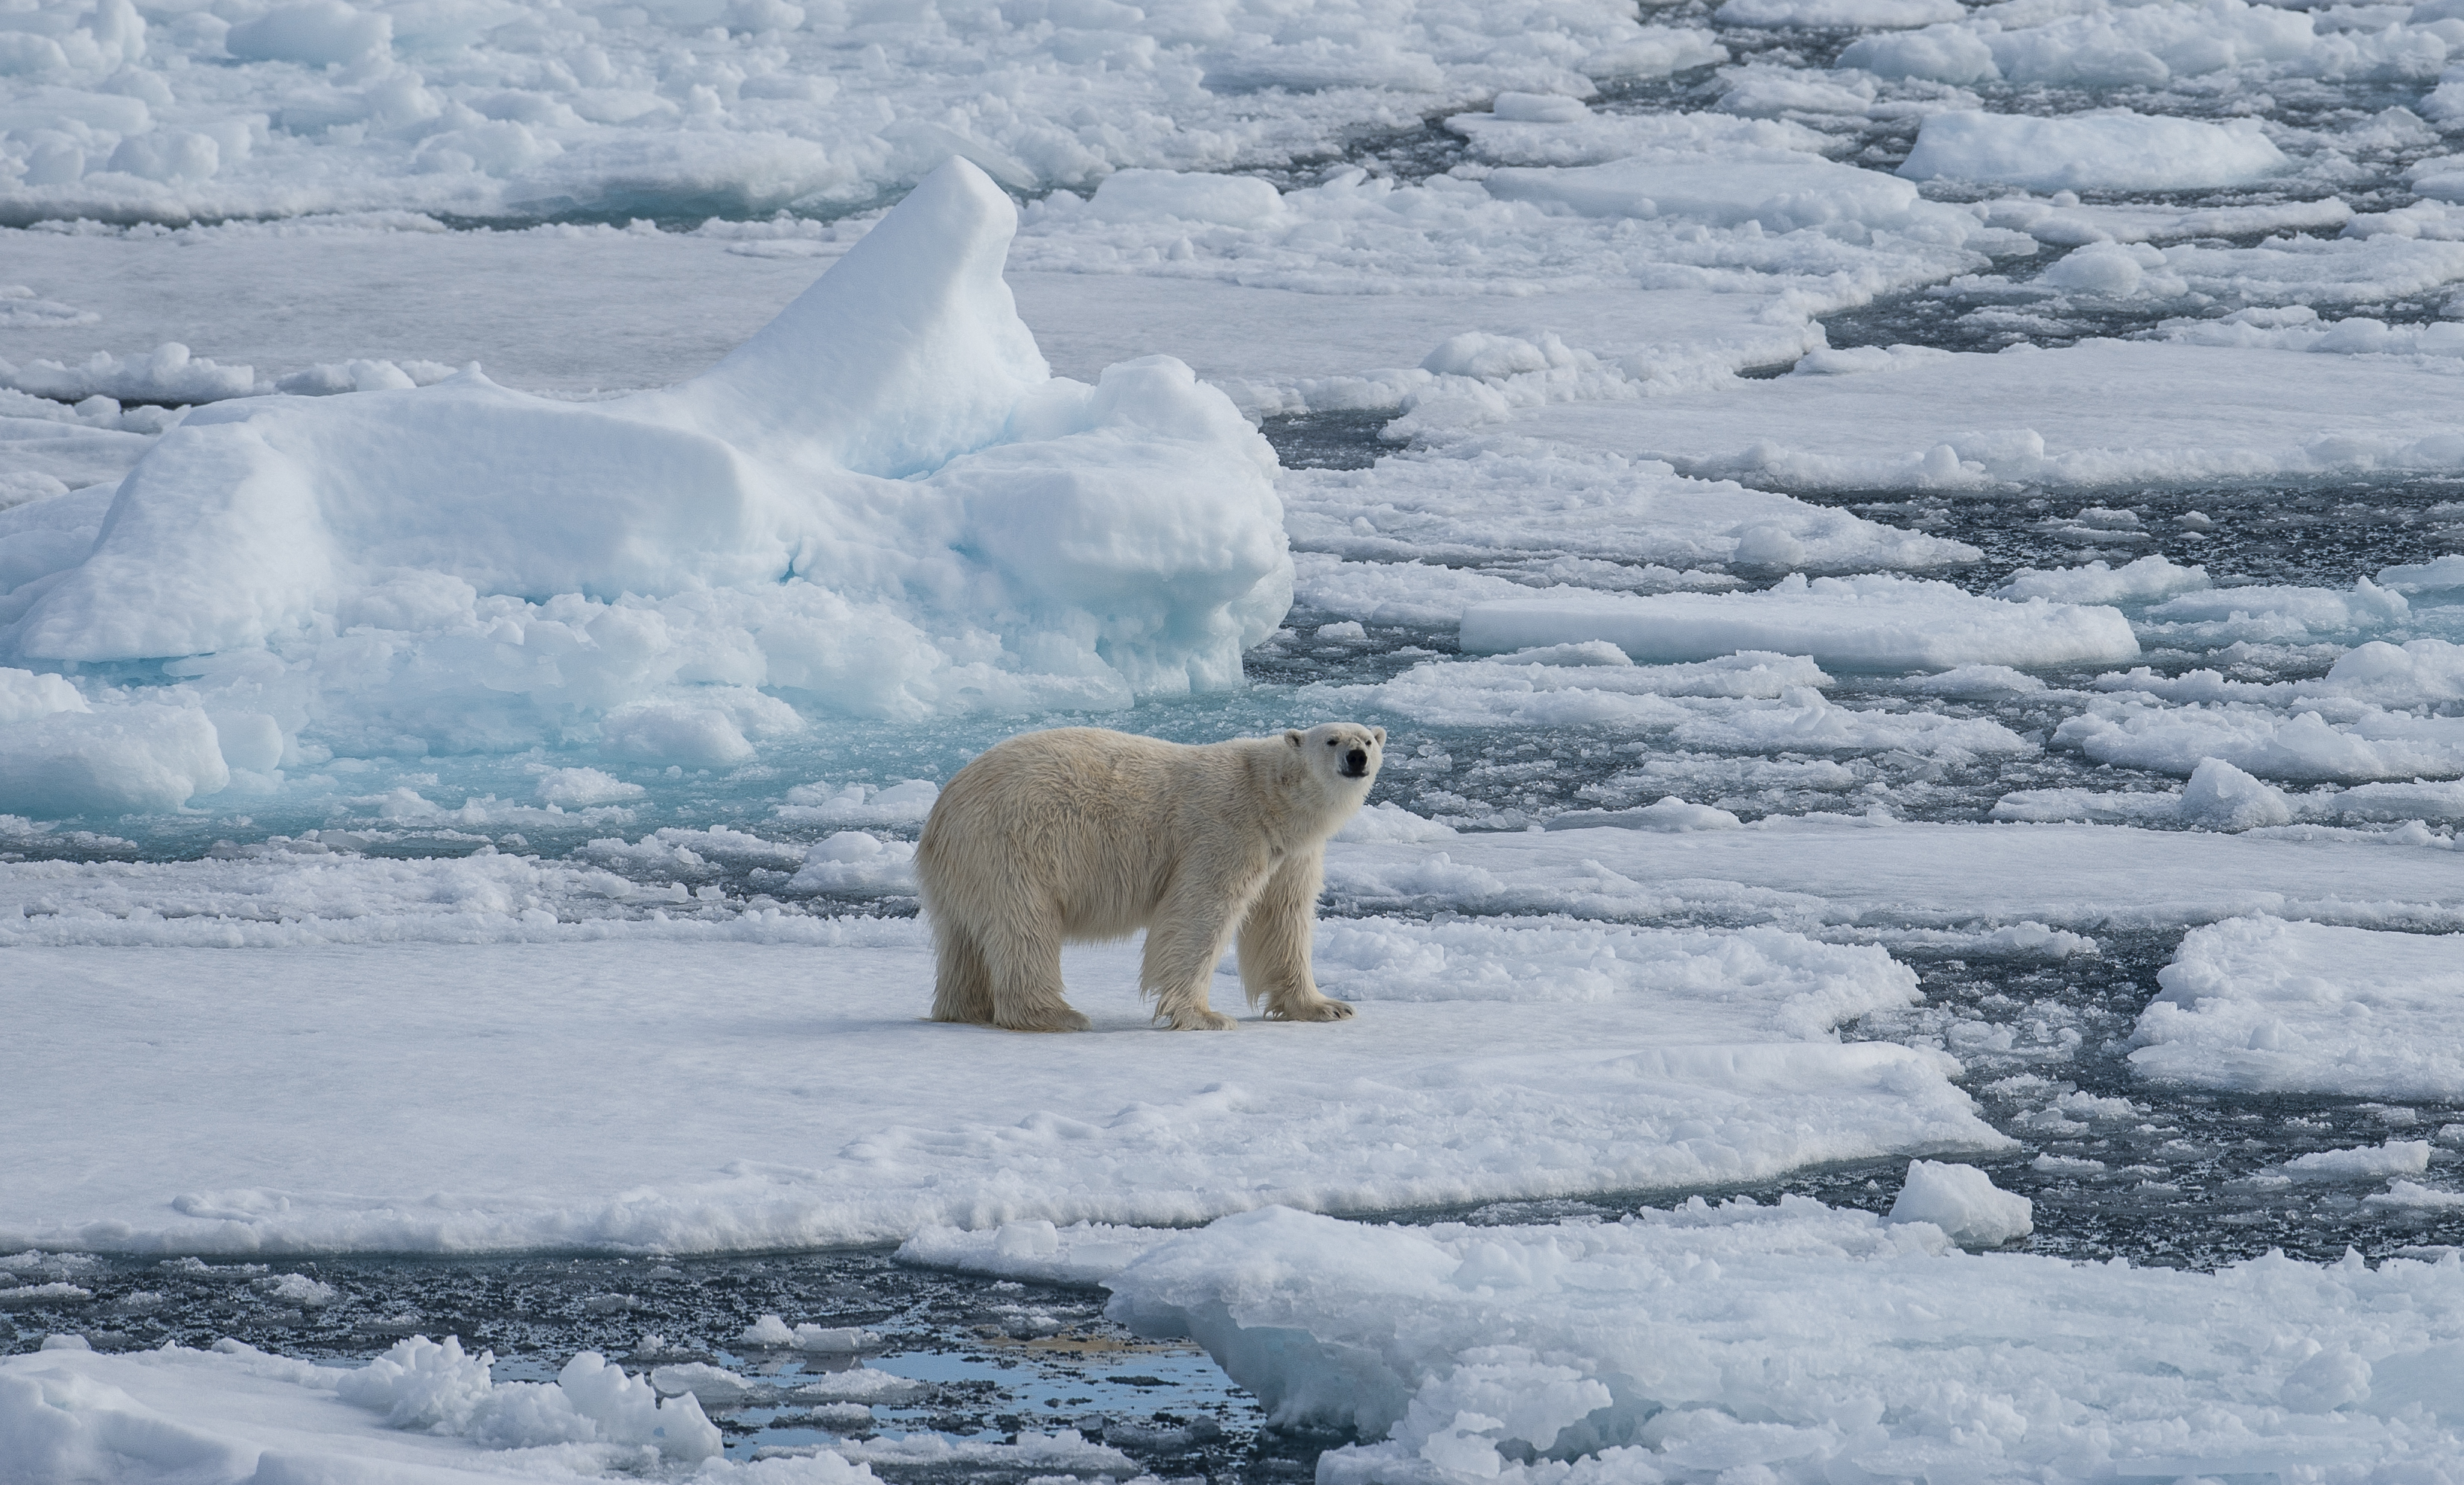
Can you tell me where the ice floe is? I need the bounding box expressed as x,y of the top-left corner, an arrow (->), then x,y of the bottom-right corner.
1086,1202 -> 2464,1482
2131,915 -> 2464,1098
1901,111 -> 2290,193
1513,343 -> 2464,491
0,915 -> 1999,1251
1456,573 -> 2140,672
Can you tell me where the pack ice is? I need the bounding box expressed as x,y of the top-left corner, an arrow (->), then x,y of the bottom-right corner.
0,159 -> 1291,815
894,1198 -> 2464,1485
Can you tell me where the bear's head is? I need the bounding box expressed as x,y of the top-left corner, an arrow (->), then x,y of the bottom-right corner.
1286,722 -> 1386,789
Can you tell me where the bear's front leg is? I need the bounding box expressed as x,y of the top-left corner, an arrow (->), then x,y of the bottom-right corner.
1239,851 -> 1354,1022
1140,883 -> 1245,1030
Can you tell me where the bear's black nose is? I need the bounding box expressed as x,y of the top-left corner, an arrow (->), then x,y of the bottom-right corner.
1344,748 -> 1368,776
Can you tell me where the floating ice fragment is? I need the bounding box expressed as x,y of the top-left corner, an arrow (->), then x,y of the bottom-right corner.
2132,918 -> 2464,1098
1887,1159 -> 2033,1244
2279,1140 -> 2433,1179
1547,796 -> 1744,832
1089,168 -> 1285,227
1900,112 -> 2290,192
1996,555 -> 2209,605
739,1313 -> 796,1346
1459,574 -> 2139,672
2178,757 -> 2293,831
535,767 -> 646,808
1719,0 -> 1961,26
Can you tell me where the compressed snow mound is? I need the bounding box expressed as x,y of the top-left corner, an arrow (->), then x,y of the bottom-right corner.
1887,1158 -> 2033,1244
1458,573 -> 2139,672
1103,1202 -> 2464,1482
0,160 -> 1294,815
2132,917 -> 2464,1097
1900,111 -> 2290,192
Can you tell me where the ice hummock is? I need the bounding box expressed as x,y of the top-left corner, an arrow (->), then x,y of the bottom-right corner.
0,159 -> 1293,816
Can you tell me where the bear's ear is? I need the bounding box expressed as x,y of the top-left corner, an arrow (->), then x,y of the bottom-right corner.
1371,727 -> 1386,745
1284,730 -> 1303,748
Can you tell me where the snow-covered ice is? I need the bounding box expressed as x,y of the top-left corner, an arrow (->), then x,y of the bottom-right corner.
911,1202 -> 2464,1484
2131,916 -> 2464,1098
0,926 -> 1999,1253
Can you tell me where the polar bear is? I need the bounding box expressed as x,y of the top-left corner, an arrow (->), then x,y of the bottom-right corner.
914,723 -> 1386,1031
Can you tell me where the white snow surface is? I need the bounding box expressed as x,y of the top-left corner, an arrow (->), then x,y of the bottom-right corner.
0,920 -> 2000,1253
2130,915 -> 2464,1098
1086,1203 -> 2464,1484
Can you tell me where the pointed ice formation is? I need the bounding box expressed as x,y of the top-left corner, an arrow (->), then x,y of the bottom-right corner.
0,159 -> 1291,795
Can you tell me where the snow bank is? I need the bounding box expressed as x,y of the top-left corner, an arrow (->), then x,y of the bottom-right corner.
1900,112 -> 2289,191
0,159 -> 1295,816
1457,573 -> 2139,672
1101,1202 -> 2464,1483
2131,915 -> 2464,1098
0,925 -> 1999,1253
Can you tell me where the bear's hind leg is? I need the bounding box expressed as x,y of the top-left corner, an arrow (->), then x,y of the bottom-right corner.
1241,853 -> 1354,1023
984,921 -> 1092,1033
930,923 -> 996,1025
1142,885 -> 1244,1031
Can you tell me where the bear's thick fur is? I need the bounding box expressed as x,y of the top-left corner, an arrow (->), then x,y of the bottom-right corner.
914,723 -> 1386,1031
